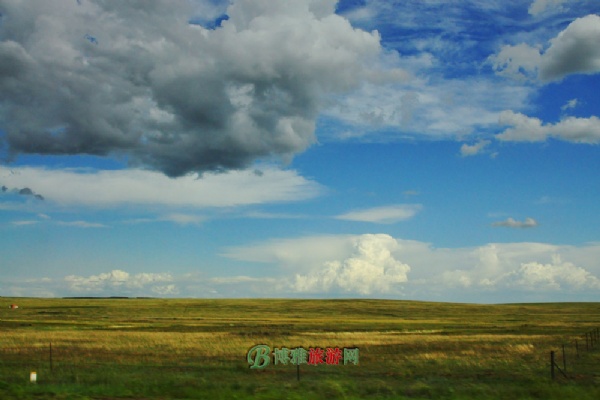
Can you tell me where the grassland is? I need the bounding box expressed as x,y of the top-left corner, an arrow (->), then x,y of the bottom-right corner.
0,298 -> 599,399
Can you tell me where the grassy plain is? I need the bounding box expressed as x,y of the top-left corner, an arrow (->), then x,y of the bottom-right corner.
0,298 -> 599,399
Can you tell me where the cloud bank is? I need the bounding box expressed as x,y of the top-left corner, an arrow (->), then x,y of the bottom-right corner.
223,235 -> 600,300
3,235 -> 600,301
0,165 -> 321,208
65,269 -> 177,296
0,0 -> 381,176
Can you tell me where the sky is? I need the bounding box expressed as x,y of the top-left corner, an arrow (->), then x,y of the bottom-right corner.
1,0 -> 599,303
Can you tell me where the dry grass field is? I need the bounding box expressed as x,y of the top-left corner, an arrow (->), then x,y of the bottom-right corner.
0,298 -> 599,399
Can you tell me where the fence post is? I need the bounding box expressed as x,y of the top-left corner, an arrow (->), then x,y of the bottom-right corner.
586,332 -> 589,351
297,363 -> 300,381
50,342 -> 53,371
575,340 -> 579,359
550,351 -> 555,380
562,344 -> 566,372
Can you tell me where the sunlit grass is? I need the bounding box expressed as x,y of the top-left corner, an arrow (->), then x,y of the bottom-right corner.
0,298 -> 599,399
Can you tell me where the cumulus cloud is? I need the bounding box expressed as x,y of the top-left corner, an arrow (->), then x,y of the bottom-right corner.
460,140 -> 491,157
224,234 -> 600,300
65,269 -> 176,295
0,0 -> 381,177
6,236 -> 600,300
492,217 -> 538,228
502,255 -> 600,290
497,110 -> 600,143
489,43 -> 542,81
490,14 -> 600,82
540,14 -> 600,81
440,243 -> 600,294
335,204 -> 422,224
0,165 -> 322,208
292,234 -> 410,295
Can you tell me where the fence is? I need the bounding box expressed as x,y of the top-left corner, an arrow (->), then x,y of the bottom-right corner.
550,327 -> 599,380
2,328 -> 599,385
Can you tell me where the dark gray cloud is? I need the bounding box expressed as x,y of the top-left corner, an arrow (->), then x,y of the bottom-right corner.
492,217 -> 538,229
0,0 -> 380,177
0,185 -> 44,200
539,14 -> 600,81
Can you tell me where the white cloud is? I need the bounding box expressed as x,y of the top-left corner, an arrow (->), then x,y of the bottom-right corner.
161,213 -> 204,225
243,211 -> 306,220
460,140 -> 491,157
151,284 -> 179,296
335,204 -> 422,224
326,1 -> 541,141
0,278 -> 57,297
57,220 -> 108,228
0,166 -> 322,208
224,235 -> 600,301
535,195 -> 568,205
11,220 -> 39,226
488,43 -> 542,81
491,14 -> 600,82
209,276 -> 268,285
64,269 -> 175,296
326,75 -> 532,140
502,255 -> 600,290
492,217 -> 538,228
292,234 -> 410,295
561,98 -> 579,111
497,111 -> 600,143
440,243 -> 600,294
222,234 -> 355,270
528,0 -> 569,16
4,236 -> 600,301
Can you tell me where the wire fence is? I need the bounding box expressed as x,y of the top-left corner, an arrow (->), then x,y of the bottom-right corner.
550,327 -> 599,380
1,328 -> 599,385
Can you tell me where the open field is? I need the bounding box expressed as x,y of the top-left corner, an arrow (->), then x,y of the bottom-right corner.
0,298 -> 599,399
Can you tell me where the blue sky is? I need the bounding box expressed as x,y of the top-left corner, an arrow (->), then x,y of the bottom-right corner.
1,0 -> 599,302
